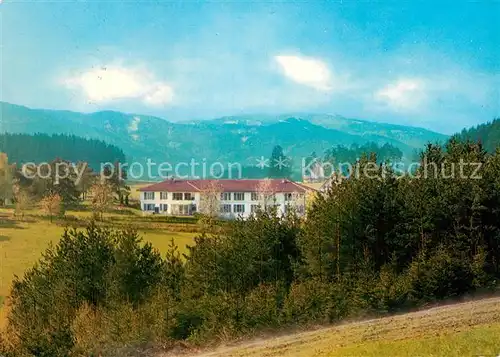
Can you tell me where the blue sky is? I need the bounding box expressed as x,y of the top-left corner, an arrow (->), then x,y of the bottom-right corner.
1,1 -> 499,133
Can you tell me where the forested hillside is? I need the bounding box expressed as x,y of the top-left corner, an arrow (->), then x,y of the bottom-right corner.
0,102 -> 446,173
457,118 -> 500,153
0,133 -> 126,170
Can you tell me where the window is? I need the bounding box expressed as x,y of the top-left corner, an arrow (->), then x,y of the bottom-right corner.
172,192 -> 183,200
251,192 -> 259,201
233,204 -> 245,213
220,204 -> 231,213
251,204 -> 260,213
143,203 -> 155,211
160,192 -> 168,200
233,192 -> 245,201
221,192 -> 231,201
161,204 -> 168,212
144,192 -> 155,200
184,193 -> 194,200
284,193 -> 294,201
171,204 -> 195,216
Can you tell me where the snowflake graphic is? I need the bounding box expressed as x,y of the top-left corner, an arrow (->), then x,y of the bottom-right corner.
273,156 -> 289,170
255,156 -> 270,170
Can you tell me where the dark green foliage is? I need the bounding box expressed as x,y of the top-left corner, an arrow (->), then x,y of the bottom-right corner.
109,228 -> 163,305
323,142 -> 403,170
0,133 -> 126,171
406,248 -> 474,301
457,118 -> 500,153
268,145 -> 292,179
162,239 -> 185,299
7,223 -> 164,356
283,279 -> 352,323
184,210 -> 301,297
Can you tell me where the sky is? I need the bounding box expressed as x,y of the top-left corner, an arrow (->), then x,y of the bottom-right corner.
1,1 -> 499,134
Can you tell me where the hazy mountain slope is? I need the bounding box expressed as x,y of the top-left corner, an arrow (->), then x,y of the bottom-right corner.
204,113 -> 447,150
0,102 -> 447,169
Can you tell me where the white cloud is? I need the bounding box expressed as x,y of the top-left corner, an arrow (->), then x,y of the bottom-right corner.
274,55 -> 333,91
64,65 -> 174,106
143,83 -> 174,106
375,78 -> 426,111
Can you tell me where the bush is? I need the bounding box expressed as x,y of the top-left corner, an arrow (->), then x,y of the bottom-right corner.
283,279 -> 351,324
370,265 -> 412,312
239,283 -> 285,329
171,293 -> 234,341
407,248 -> 474,302
72,291 -> 177,356
7,223 -> 165,356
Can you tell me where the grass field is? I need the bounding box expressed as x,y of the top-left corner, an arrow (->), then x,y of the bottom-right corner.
0,206 -> 197,327
183,297 -> 500,357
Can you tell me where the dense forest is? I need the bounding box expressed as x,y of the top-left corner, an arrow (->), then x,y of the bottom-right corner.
2,136 -> 500,356
0,133 -> 126,170
457,118 -> 500,153
323,142 -> 403,164
221,142 -> 404,180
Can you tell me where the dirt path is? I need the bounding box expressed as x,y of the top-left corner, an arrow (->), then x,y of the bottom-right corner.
162,296 -> 500,357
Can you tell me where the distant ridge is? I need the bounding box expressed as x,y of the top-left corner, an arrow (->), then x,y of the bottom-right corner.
0,101 -> 448,171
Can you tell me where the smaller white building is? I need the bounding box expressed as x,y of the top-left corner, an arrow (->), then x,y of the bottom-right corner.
139,179 -> 314,219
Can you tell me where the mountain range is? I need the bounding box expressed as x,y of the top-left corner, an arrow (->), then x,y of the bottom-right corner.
0,102 -> 447,170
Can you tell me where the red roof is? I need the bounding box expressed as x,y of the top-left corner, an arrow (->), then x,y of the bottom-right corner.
139,179 -> 314,193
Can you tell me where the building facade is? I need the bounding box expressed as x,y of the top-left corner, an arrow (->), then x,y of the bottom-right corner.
139,179 -> 313,219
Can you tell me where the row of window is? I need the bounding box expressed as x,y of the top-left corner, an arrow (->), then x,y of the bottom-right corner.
220,192 -> 247,201
145,203 -> 260,214
143,203 -> 196,215
145,192 -> 301,202
220,204 -> 247,214
219,204 -> 288,214
143,203 -> 169,211
222,193 -> 294,201
144,203 -> 304,215
144,192 -> 194,200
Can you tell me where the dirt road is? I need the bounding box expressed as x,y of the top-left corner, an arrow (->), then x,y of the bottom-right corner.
163,296 -> 500,357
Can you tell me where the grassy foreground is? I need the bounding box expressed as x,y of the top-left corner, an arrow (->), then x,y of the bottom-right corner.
0,207 -> 197,327
186,297 -> 500,357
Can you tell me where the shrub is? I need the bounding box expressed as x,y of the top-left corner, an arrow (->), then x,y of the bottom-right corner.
7,223 -> 165,356
239,283 -> 285,329
370,265 -> 412,312
283,279 -> 351,324
407,247 -> 474,302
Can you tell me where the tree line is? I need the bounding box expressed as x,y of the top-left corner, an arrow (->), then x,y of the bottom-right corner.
458,118 -> 500,153
0,133 -> 126,171
0,155 -> 130,219
2,136 -> 500,356
229,142 -> 404,180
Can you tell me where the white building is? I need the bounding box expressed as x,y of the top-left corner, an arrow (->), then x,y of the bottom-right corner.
139,179 -> 314,219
